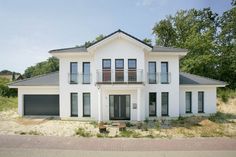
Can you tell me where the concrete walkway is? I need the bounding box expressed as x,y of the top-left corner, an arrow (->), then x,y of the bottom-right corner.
0,135 -> 236,157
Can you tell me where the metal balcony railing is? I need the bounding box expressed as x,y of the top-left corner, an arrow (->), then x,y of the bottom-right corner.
147,72 -> 171,84
68,73 -> 92,84
96,69 -> 143,84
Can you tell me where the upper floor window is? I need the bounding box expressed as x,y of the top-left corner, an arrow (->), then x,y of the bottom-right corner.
161,62 -> 169,84
83,62 -> 90,84
128,59 -> 137,82
70,62 -> 78,84
148,62 -> 156,84
103,59 -> 111,69
102,59 -> 111,82
115,59 -> 124,82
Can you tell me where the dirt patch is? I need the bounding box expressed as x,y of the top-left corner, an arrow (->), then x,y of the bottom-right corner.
15,118 -> 49,125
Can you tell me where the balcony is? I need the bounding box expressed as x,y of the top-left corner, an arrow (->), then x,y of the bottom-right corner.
96,69 -> 143,84
147,72 -> 171,84
69,73 -> 92,84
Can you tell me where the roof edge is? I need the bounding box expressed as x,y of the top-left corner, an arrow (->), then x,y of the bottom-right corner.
8,71 -> 59,87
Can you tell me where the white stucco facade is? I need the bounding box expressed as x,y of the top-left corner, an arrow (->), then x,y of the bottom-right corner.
10,30 -> 225,121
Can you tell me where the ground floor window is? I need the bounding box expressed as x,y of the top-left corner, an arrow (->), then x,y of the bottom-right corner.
83,93 -> 91,117
71,93 -> 78,117
198,91 -> 204,113
149,93 -> 156,116
185,92 -> 192,113
161,92 -> 169,116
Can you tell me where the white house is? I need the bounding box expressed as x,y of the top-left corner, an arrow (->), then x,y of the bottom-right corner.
9,30 -> 226,121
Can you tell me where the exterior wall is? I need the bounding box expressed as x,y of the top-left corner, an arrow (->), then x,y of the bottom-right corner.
17,86 -> 59,116
144,55 -> 180,118
179,86 -> 217,116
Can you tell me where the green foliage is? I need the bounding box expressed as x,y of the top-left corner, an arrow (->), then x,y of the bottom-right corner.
119,130 -> 141,138
143,38 -> 152,45
0,78 -> 17,97
75,128 -> 93,137
153,5 -> 236,89
0,96 -> 17,111
209,112 -> 235,123
24,57 -> 59,78
217,89 -> 236,102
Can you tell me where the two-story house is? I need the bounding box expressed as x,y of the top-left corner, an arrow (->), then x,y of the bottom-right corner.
9,30 -> 226,121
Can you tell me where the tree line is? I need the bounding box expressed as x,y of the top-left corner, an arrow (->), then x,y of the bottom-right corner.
23,1 -> 235,89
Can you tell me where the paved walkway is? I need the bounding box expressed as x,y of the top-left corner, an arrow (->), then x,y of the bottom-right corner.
0,135 -> 236,151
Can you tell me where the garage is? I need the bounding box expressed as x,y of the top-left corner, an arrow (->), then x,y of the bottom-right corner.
24,95 -> 59,116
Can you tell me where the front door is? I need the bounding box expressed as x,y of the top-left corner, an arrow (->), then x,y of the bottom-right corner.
109,95 -> 130,120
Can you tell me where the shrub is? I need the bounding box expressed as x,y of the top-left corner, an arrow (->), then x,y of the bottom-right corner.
75,128 -> 93,137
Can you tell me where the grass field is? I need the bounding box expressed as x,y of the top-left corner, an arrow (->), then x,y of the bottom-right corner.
0,96 -> 17,111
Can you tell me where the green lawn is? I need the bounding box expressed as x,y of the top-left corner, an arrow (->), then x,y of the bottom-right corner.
0,96 -> 17,111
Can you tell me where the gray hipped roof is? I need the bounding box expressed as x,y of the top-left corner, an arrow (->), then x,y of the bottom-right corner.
8,72 -> 59,86
179,72 -> 226,85
9,71 -> 226,87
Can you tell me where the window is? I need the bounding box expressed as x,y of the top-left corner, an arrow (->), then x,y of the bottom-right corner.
198,92 -> 204,113
128,59 -> 137,82
161,92 -> 168,116
149,93 -> 156,116
83,62 -> 90,84
148,62 -> 156,84
83,93 -> 91,117
71,93 -> 78,117
115,59 -> 124,82
161,62 -> 169,84
70,62 -> 78,84
102,59 -> 111,82
185,92 -> 192,113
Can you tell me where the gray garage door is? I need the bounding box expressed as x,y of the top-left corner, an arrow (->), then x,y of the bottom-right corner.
24,95 -> 59,116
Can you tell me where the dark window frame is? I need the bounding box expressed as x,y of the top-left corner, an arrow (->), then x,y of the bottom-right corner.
161,62 -> 169,84
102,59 -> 111,69
82,62 -> 90,84
161,92 -> 169,116
70,62 -> 78,84
148,62 -> 157,84
83,93 -> 91,117
198,91 -> 204,113
185,92 -> 192,113
128,59 -> 137,69
115,59 -> 124,69
149,92 -> 157,117
71,93 -> 78,117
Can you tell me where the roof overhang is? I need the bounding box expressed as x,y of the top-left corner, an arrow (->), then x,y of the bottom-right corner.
180,84 -> 226,88
87,31 -> 152,52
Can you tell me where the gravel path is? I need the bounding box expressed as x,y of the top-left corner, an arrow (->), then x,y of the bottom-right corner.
0,135 -> 236,151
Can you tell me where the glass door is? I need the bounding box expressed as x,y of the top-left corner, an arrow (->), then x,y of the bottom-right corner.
109,95 -> 130,120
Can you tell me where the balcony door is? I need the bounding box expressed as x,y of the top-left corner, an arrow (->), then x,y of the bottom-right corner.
102,59 -> 111,82
115,59 -> 124,82
109,95 -> 130,120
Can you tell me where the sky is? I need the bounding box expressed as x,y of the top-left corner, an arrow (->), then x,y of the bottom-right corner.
0,0 -> 232,73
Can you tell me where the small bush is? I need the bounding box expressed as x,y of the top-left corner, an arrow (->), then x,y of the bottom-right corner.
75,128 -> 93,137
209,112 -> 233,123
217,89 -> 236,102
89,121 -> 98,127
119,130 -> 141,138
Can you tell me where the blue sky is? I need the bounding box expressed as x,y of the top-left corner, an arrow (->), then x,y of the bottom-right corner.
0,0 -> 232,73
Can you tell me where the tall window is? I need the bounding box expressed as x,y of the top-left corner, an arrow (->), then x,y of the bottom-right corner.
161,92 -> 169,116
148,62 -> 156,84
115,59 -> 124,82
161,62 -> 169,84
70,62 -> 78,84
71,93 -> 78,117
149,93 -> 156,116
128,59 -> 137,82
185,92 -> 192,113
83,62 -> 90,84
198,92 -> 204,113
102,59 -> 111,82
83,93 -> 91,117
